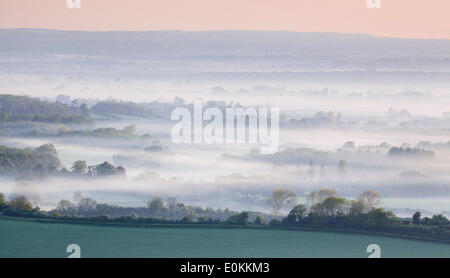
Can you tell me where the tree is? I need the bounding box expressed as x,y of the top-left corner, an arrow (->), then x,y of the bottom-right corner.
307,188 -> 339,206
312,196 -> 346,216
94,161 -> 120,177
267,188 -> 297,216
116,166 -> 126,176
180,214 -> 194,223
412,211 -> 421,225
349,199 -> 366,215
78,197 -> 97,212
0,158 -> 13,170
254,215 -> 265,225
364,208 -> 399,228
32,164 -> 48,179
268,219 -> 281,226
56,200 -> 78,215
87,165 -> 97,177
358,190 -> 382,212
287,204 -> 308,223
226,211 -> 249,225
430,214 -> 449,226
317,189 -> 338,201
57,200 -> 74,211
343,141 -> 356,149
0,192 -> 5,205
122,124 -> 137,136
58,167 -> 70,176
34,143 -> 58,157
10,196 -> 33,211
147,198 -> 165,214
0,144 -> 63,175
71,161 -> 87,176
0,94 -> 89,124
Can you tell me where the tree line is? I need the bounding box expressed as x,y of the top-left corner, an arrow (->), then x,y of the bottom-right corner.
0,94 -> 90,124
0,143 -> 125,179
1,189 -> 449,242
266,188 -> 450,241
0,193 -> 259,226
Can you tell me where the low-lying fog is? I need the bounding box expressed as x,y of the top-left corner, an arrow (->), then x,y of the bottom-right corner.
1,104 -> 450,217
1,30 -> 450,217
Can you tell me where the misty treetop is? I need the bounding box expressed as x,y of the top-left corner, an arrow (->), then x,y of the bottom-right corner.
387,146 -> 435,158
0,143 -> 125,179
71,161 -> 126,178
0,94 -> 90,124
0,144 -> 60,175
55,124 -> 151,139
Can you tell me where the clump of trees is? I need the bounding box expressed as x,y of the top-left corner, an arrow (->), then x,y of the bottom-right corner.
388,147 -> 434,158
266,188 -> 297,216
254,215 -> 265,225
0,94 -> 90,124
56,124 -> 151,139
226,211 -> 249,225
70,161 -> 126,178
265,188 -> 385,220
414,213 -> 450,226
273,188 -> 450,241
0,194 -> 40,217
283,189 -> 390,227
0,143 -> 60,176
8,196 -> 33,212
0,143 -> 125,179
0,132 -> 133,180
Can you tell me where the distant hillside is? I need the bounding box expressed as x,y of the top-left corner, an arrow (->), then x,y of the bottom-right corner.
0,94 -> 90,124
1,29 -> 450,58
1,29 -> 450,89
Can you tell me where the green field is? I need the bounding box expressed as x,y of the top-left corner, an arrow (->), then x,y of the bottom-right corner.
0,217 -> 448,258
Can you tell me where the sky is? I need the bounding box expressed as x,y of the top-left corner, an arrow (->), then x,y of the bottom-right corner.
0,0 -> 449,39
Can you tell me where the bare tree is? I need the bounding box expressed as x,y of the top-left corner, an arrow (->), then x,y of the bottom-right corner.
306,188 -> 339,206
349,199 -> 366,215
358,190 -> 382,212
267,188 -> 297,216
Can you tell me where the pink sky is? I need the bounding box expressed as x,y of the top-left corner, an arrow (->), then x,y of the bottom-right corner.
1,0 -> 449,39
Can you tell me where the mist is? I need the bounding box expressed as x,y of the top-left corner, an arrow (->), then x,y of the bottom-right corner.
1,30 -> 450,218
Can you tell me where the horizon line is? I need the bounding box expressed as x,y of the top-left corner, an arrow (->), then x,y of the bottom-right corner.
2,28 -> 450,41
